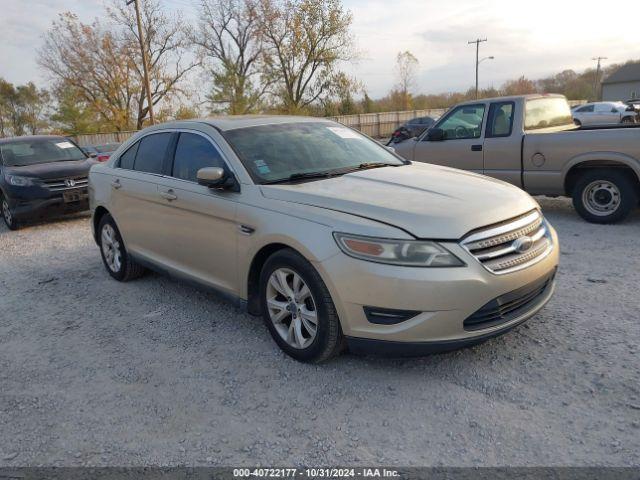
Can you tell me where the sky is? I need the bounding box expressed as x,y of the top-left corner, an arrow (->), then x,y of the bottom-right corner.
1,0 -> 639,98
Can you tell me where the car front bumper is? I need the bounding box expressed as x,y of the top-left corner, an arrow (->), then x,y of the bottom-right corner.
7,188 -> 89,221
314,225 -> 560,354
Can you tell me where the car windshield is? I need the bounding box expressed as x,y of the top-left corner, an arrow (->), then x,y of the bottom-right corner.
0,138 -> 86,166
222,122 -> 405,183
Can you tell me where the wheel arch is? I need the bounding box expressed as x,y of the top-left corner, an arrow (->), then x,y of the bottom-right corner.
92,206 -> 111,244
563,155 -> 640,196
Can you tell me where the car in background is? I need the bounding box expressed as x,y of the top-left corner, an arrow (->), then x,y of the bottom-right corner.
82,143 -> 121,162
0,135 -> 94,230
572,101 -> 637,126
387,116 -> 436,144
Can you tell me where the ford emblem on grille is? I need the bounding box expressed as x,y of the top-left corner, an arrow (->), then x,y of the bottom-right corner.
512,236 -> 533,253
64,179 -> 76,187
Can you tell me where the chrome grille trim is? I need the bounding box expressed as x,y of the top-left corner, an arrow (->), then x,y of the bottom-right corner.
461,210 -> 553,275
42,176 -> 89,191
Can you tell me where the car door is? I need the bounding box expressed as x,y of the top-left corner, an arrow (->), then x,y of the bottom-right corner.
412,104 -> 486,173
109,132 -> 176,265
482,101 -> 522,186
574,104 -> 595,125
155,130 -> 239,294
594,103 -> 619,124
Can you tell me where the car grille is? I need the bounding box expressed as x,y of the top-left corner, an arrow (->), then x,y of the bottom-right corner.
461,210 -> 553,274
42,176 -> 89,192
463,270 -> 555,331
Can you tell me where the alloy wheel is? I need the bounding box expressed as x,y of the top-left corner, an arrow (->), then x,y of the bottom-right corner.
2,200 -> 12,226
101,223 -> 122,272
266,268 -> 318,349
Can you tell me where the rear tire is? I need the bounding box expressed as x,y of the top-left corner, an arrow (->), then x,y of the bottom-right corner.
571,170 -> 638,223
1,197 -> 19,230
259,248 -> 344,363
97,213 -> 145,281
573,119 -> 582,127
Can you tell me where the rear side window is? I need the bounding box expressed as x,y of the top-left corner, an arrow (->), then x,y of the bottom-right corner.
576,105 -> 594,113
486,102 -> 514,138
118,142 -> 139,170
133,133 -> 172,174
172,133 -> 225,182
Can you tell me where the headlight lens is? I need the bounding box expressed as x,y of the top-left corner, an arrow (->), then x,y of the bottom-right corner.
333,233 -> 465,267
5,174 -> 36,186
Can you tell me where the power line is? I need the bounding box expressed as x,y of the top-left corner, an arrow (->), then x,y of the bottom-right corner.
468,38 -> 487,100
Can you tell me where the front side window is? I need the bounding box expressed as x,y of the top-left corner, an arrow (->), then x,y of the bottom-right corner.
222,122 -> 404,184
133,133 -> 172,174
525,98 -> 573,130
172,133 -> 225,182
434,104 -> 485,140
0,138 -> 86,167
486,102 -> 514,138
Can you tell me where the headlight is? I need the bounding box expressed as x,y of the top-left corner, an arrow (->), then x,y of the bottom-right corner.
333,233 -> 465,267
5,175 -> 36,186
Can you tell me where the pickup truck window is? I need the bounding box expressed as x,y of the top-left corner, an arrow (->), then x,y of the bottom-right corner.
436,104 -> 485,140
486,102 -> 514,138
525,97 -> 573,130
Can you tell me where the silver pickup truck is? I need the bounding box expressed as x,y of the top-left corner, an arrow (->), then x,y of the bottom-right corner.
394,94 -> 640,223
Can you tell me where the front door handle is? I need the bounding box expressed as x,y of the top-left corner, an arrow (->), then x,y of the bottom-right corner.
471,144 -> 483,152
160,189 -> 177,201
111,179 -> 121,189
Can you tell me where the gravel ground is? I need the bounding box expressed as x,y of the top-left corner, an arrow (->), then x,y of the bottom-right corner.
0,198 -> 639,467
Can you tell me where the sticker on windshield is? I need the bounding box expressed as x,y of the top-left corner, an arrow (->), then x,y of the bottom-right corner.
254,159 -> 271,174
326,127 -> 361,139
55,141 -> 75,149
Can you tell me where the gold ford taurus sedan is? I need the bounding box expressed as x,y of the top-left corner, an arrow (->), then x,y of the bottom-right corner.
89,116 -> 559,362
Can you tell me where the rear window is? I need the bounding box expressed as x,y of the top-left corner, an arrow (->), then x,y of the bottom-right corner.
0,138 -> 86,166
525,98 -> 573,130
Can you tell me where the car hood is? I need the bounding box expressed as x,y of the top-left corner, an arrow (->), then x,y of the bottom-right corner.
259,163 -> 538,239
3,159 -> 95,180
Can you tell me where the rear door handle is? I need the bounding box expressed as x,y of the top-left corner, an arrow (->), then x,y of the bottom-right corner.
471,144 -> 483,152
160,189 -> 177,201
111,179 -> 121,189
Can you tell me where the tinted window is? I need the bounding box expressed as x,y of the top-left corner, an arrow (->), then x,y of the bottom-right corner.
486,102 -> 514,138
133,133 -> 172,174
172,133 -> 225,182
118,142 -> 139,170
577,105 -> 594,112
436,104 -> 485,140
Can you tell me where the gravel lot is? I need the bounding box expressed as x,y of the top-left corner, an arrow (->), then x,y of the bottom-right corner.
0,198 -> 638,467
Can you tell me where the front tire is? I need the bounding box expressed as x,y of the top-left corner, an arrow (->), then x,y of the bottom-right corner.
259,248 -> 344,363
98,213 -> 145,281
621,116 -> 635,124
572,170 -> 638,223
1,197 -> 19,230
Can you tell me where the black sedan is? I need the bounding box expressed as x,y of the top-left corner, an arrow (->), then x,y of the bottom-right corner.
0,135 -> 94,230
387,116 -> 436,144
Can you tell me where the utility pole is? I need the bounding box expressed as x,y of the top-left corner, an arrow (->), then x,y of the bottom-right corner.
592,56 -> 607,101
468,38 -> 487,99
127,0 -> 155,125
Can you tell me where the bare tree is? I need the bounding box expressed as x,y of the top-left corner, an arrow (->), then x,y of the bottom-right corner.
193,0 -> 269,114
38,13 -> 139,131
108,0 -> 199,129
259,0 -> 356,113
395,50 -> 418,110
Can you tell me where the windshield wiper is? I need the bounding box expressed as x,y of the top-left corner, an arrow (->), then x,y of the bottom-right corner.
261,169 -> 343,185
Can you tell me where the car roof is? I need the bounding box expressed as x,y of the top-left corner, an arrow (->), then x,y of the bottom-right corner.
455,93 -> 566,106
0,135 -> 69,145
143,115 -> 336,133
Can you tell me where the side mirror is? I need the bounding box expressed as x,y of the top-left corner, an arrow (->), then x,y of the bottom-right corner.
426,128 -> 445,141
197,167 -> 239,191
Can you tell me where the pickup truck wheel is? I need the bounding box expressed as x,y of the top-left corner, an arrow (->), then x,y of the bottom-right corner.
98,214 -> 145,281
1,197 -> 19,230
572,170 -> 638,223
259,248 -> 344,363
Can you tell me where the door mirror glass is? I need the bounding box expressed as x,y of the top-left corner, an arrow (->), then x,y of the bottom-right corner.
426,128 -> 445,141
